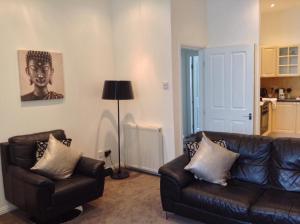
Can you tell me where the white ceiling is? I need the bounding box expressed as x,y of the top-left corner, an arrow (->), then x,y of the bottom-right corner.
261,0 -> 300,13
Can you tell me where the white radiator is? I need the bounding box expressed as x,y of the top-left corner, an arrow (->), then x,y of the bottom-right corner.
124,123 -> 164,174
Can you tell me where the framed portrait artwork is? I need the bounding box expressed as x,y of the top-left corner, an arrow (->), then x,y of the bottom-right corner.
18,50 -> 65,102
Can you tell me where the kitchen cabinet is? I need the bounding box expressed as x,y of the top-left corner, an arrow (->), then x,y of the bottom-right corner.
278,46 -> 299,76
272,102 -> 297,133
261,45 -> 300,77
296,104 -> 300,134
261,47 -> 277,77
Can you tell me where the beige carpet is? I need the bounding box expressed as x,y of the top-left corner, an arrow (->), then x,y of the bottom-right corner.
0,171 -> 203,224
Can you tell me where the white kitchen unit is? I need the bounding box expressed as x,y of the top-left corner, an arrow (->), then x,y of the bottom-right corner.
272,102 -> 297,133
261,47 -> 277,77
296,103 -> 300,135
261,45 -> 300,78
278,46 -> 299,76
271,101 -> 300,137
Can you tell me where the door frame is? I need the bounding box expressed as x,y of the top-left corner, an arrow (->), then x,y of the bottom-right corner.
255,44 -> 261,135
178,45 -> 205,153
176,44 -> 258,155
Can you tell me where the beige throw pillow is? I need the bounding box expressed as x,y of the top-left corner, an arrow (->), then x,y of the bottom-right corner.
31,134 -> 82,179
184,133 -> 239,186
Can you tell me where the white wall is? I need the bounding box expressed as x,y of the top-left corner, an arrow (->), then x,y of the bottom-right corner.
207,0 -> 260,47
111,0 -> 176,162
261,6 -> 300,45
0,0 -> 262,215
171,0 -> 208,156
0,0 -> 115,213
206,0 -> 261,134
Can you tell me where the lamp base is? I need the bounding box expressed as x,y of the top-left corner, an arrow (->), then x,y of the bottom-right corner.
111,168 -> 129,179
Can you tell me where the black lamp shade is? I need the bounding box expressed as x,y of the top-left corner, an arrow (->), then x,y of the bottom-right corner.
102,80 -> 134,100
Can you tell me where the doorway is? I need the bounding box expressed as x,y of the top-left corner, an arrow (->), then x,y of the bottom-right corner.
259,0 -> 300,138
181,48 -> 204,137
180,45 -> 254,140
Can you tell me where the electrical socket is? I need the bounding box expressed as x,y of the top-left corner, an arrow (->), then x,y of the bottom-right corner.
97,151 -> 104,159
104,150 -> 111,158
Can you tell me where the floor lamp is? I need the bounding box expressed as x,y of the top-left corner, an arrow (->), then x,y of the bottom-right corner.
102,80 -> 134,179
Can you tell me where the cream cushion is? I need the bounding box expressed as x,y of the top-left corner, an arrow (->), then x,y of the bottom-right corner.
31,134 -> 82,179
184,133 -> 239,186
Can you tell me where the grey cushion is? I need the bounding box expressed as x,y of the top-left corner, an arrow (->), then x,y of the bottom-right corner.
186,139 -> 227,159
36,138 -> 72,161
185,133 -> 239,186
31,134 -> 82,179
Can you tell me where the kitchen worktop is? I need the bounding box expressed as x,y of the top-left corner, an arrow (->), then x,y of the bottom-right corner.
261,97 -> 300,103
277,98 -> 300,102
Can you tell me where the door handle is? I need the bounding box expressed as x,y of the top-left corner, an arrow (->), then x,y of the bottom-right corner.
243,113 -> 252,120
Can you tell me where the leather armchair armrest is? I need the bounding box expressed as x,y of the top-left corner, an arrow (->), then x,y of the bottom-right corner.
7,166 -> 55,210
75,156 -> 105,178
9,166 -> 55,192
159,154 -> 193,188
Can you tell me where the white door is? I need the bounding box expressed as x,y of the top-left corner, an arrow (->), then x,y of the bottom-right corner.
204,45 -> 254,134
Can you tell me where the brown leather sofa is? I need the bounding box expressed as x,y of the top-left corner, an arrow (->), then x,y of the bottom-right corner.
159,131 -> 300,224
1,130 -> 105,223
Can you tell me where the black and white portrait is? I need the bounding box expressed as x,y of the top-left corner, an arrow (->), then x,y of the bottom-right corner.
18,50 -> 65,102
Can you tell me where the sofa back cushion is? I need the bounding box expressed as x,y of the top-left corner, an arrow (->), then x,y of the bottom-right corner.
183,131 -> 273,185
271,138 -> 300,192
231,135 -> 272,185
8,130 -> 66,169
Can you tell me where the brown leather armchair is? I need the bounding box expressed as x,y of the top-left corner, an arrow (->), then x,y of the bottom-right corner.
1,130 -> 105,223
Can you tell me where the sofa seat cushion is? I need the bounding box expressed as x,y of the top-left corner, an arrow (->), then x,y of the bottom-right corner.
53,175 -> 97,206
181,179 -> 263,221
250,189 -> 300,224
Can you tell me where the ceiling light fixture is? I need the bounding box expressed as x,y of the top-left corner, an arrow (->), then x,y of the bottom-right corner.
270,3 -> 275,8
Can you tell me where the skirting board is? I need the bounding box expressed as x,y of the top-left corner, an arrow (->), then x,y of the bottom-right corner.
126,166 -> 160,176
0,204 -> 15,215
111,163 -> 159,176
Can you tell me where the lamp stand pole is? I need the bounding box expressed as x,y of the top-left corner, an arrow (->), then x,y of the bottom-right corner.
111,99 -> 129,179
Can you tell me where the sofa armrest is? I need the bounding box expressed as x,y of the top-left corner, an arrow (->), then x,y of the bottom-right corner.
159,154 -> 193,209
75,156 -> 105,178
9,166 -> 55,191
7,166 -> 55,211
159,154 -> 193,188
